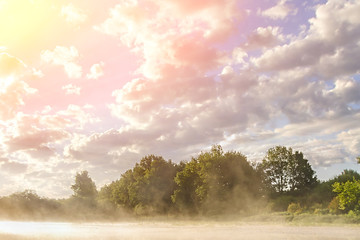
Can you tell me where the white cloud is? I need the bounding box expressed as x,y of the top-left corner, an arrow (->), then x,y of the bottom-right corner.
96,0 -> 239,80
86,62 -> 104,79
62,84 -> 81,95
0,53 -> 37,120
61,3 -> 87,25
0,102 -> 104,198
260,0 -> 297,20
337,128 -> 360,156
81,0 -> 360,174
243,26 -> 285,50
253,0 -> 360,75
41,46 -> 82,79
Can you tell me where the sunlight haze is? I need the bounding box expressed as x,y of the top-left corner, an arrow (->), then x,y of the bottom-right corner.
0,0 -> 359,199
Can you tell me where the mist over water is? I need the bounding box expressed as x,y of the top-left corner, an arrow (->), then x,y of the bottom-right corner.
0,221 -> 359,240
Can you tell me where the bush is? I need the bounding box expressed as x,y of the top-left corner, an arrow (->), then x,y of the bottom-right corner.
328,197 -> 341,214
270,195 -> 296,211
333,179 -> 360,213
287,203 -> 302,215
313,208 -> 329,215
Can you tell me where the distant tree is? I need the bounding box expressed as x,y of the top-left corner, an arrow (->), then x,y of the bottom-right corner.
108,170 -> 136,209
333,179 -> 360,213
0,190 -> 61,220
331,170 -> 360,184
97,182 -> 118,212
71,171 -> 97,206
171,160 -> 202,213
309,169 -> 360,206
288,150 -> 317,192
139,155 -> 177,213
357,156 -> 360,164
259,146 -> 317,194
102,155 -> 178,214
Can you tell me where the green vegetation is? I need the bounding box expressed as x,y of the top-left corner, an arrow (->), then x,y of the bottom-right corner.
333,179 -> 360,213
259,146 -> 317,194
0,145 -> 359,222
171,146 -> 262,216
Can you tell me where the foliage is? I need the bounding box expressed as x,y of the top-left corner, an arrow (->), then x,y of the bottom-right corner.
309,170 -> 360,207
330,169 -> 360,184
333,178 -> 360,213
0,190 -> 61,220
99,155 -> 178,214
259,146 -> 317,194
0,145 -> 359,220
171,159 -> 202,213
268,194 -> 296,212
287,203 -> 302,215
71,171 -> 98,208
71,171 -> 97,199
328,197 -> 341,214
172,145 -> 262,215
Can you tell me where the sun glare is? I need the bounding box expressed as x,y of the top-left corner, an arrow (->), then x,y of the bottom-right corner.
0,0 -> 56,50
0,75 -> 15,93
0,221 -> 74,236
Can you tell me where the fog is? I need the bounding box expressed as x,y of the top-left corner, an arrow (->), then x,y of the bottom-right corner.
0,221 -> 359,240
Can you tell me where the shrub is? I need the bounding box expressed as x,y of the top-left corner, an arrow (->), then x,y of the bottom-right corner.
287,202 -> 302,215
328,197 -> 341,214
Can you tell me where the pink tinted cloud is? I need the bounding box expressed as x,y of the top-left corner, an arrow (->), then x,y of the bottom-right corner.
0,53 -> 37,120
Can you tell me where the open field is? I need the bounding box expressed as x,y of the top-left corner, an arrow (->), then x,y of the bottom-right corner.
0,221 -> 359,240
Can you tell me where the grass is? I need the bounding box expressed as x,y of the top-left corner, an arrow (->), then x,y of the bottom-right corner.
243,212 -> 360,226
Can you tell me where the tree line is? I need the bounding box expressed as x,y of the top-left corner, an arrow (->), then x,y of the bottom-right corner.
0,145 -> 359,220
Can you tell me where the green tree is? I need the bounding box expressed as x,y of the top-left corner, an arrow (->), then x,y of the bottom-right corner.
71,171 -> 97,206
101,155 -> 178,214
172,145 -> 262,215
260,146 -> 317,194
0,190 -> 61,220
172,160 -> 202,213
333,179 -> 360,213
357,156 -> 360,164
309,170 -> 360,207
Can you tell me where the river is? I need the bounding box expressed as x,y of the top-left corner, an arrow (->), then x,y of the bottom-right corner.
0,221 -> 359,239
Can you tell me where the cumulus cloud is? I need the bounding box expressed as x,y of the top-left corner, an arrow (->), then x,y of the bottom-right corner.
0,104 -> 99,163
0,158 -> 28,174
242,26 -> 285,50
96,0 -> 240,78
337,128 -> 360,156
260,0 -> 297,20
5,129 -> 69,155
86,62 -> 104,79
62,84 -> 81,95
253,0 -> 360,76
0,53 -> 37,120
0,102 -> 102,197
1,0 -> 359,197
41,46 -> 82,79
59,0 -> 360,178
61,3 -> 87,25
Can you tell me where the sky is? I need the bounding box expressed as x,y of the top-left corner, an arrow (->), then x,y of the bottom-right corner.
0,0 -> 360,198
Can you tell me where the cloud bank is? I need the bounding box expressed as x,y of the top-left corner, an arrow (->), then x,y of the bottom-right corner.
0,0 -> 359,197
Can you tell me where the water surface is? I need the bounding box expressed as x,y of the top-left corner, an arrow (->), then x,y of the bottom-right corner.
0,221 -> 359,239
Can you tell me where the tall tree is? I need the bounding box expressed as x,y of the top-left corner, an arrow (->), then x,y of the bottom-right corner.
260,146 -> 317,194
172,145 -> 261,214
101,155 -> 177,214
71,171 -> 97,205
